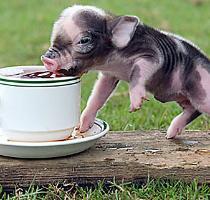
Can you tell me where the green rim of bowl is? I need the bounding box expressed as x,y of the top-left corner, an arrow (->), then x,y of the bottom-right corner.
0,80 -> 81,87
0,77 -> 80,84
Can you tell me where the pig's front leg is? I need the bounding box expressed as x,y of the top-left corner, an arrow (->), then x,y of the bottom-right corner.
129,60 -> 156,112
129,82 -> 147,112
79,73 -> 119,132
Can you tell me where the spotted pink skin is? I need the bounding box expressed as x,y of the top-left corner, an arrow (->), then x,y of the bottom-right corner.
41,5 -> 210,138
195,67 -> 210,114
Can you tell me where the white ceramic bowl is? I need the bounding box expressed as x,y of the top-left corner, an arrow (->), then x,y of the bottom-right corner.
0,66 -> 81,142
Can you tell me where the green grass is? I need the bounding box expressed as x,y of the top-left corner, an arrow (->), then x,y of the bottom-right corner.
1,179 -> 210,199
1,0 -> 210,199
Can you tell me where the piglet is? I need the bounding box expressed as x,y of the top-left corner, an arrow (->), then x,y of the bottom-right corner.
41,5 -> 210,138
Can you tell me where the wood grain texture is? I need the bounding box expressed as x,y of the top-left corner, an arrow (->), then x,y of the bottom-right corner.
0,131 -> 210,189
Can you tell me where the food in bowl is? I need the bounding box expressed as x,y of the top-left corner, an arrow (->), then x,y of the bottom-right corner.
0,68 -> 65,79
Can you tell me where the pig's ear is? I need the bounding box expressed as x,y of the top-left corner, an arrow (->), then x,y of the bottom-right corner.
107,15 -> 139,49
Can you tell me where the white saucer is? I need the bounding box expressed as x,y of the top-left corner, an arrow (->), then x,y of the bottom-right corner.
0,119 -> 109,159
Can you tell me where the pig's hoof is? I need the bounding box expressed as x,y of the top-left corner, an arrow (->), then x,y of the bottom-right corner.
129,96 -> 149,112
166,128 -> 183,139
129,105 -> 141,112
166,134 -> 175,139
79,121 -> 94,133
142,96 -> 149,101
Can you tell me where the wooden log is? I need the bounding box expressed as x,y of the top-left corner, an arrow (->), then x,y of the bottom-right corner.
0,131 -> 210,190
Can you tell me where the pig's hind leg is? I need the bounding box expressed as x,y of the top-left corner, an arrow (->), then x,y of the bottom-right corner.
166,100 -> 201,139
188,66 -> 210,116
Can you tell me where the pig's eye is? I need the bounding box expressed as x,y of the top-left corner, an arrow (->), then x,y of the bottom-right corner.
78,36 -> 92,45
74,33 -> 95,54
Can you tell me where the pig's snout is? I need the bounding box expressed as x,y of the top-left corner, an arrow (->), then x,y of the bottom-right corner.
41,56 -> 59,72
41,50 -> 60,72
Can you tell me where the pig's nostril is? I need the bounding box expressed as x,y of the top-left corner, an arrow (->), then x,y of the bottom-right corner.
44,50 -> 57,59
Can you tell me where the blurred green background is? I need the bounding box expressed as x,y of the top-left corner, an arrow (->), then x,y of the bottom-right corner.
1,0 -> 210,132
